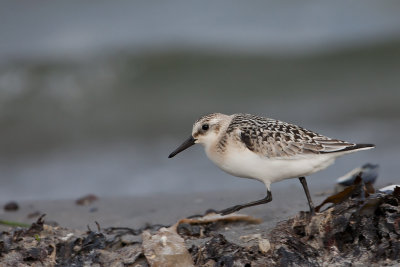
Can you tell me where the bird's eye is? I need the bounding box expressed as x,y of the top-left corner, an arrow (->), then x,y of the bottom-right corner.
202,124 -> 209,131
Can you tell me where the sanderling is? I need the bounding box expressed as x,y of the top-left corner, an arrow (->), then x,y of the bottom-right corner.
168,113 -> 375,215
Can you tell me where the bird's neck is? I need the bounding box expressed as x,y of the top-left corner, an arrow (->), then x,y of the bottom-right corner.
205,115 -> 233,154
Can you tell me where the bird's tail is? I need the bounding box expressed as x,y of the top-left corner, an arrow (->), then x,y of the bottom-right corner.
344,143 -> 375,152
321,143 -> 375,154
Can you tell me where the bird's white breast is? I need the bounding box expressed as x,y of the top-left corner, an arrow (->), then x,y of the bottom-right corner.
205,142 -> 336,188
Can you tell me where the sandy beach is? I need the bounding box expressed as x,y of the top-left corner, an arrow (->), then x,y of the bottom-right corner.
2,180 -> 399,266
1,185 -> 329,233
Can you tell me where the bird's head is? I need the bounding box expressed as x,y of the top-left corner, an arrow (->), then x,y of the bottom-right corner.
168,113 -> 230,158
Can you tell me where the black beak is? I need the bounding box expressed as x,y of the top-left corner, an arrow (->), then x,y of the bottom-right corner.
168,136 -> 196,158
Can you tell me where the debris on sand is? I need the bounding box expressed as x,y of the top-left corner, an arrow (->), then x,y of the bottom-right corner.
1,181 -> 399,266
336,163 -> 379,186
315,175 -> 374,212
75,194 -> 98,206
0,214 -> 148,266
379,184 -> 400,194
141,212 -> 261,266
3,202 -> 19,212
177,212 -> 261,238
190,183 -> 400,266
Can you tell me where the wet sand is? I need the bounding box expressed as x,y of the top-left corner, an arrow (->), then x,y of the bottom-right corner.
0,185 -> 328,235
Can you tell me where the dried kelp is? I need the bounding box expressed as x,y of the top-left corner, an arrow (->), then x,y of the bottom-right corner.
190,183 -> 400,266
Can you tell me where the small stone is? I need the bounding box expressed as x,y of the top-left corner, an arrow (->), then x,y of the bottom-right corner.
4,201 -> 19,211
142,228 -> 194,266
258,238 -> 271,253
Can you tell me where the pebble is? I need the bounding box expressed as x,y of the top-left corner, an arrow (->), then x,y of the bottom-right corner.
258,238 -> 271,253
4,201 -> 19,211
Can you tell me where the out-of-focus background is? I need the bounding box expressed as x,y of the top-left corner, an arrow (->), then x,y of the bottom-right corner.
1,1 -> 399,202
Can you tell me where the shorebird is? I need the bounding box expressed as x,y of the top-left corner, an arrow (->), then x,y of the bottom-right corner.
168,113 -> 375,215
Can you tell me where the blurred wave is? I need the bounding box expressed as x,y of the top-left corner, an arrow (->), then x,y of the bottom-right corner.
1,42 -> 399,155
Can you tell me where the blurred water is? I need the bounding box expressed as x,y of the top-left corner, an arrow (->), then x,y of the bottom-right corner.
1,1 -> 400,61
0,48 -> 399,202
0,1 -> 400,201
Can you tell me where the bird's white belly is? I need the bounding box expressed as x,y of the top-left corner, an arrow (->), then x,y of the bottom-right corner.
206,145 -> 336,186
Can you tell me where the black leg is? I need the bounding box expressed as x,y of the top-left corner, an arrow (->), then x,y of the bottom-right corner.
218,190 -> 272,215
299,177 -> 315,214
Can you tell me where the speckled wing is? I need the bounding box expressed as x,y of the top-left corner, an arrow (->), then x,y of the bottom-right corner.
226,114 -> 359,159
